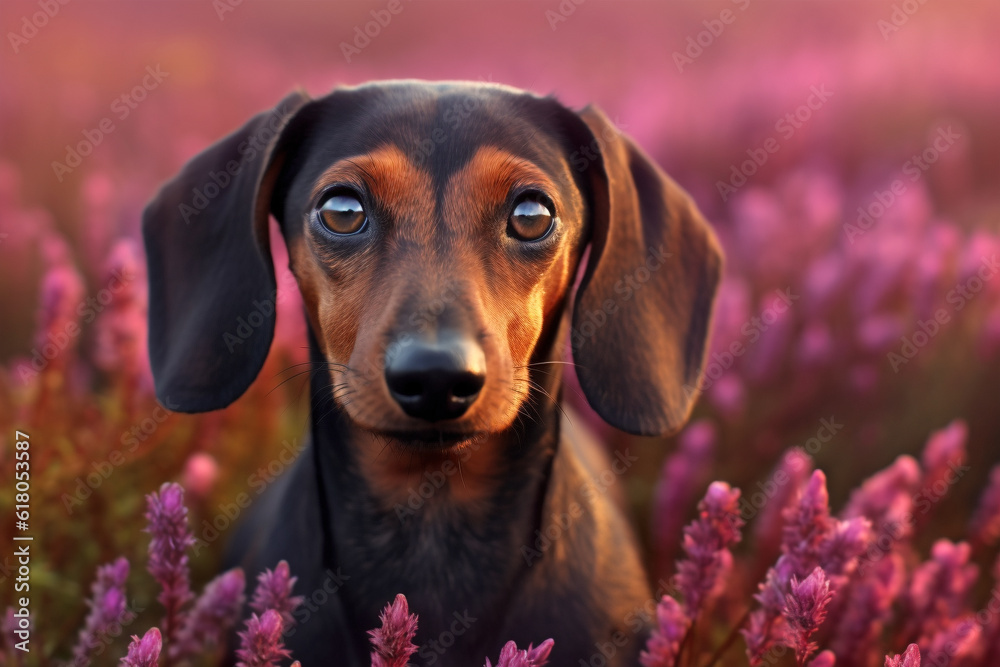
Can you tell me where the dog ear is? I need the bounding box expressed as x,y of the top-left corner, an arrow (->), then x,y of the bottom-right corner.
570,106 -> 723,436
142,91 -> 310,413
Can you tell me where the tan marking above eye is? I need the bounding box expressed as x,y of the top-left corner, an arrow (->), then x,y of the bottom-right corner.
310,145 -> 436,244
441,146 -> 562,237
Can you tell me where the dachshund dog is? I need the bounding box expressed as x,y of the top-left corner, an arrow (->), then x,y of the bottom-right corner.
142,80 -> 721,666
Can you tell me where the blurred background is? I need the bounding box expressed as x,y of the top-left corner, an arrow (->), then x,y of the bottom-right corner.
1,0 -> 999,663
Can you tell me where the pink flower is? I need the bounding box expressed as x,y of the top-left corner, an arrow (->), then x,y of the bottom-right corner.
884,644 -> 920,667
524,639 -> 555,666
73,557 -> 130,665
235,610 -> 290,667
639,596 -> 690,667
843,456 -> 920,538
250,560 -> 304,633
485,639 -> 555,667
674,482 -> 744,616
368,594 -> 419,667
797,322 -> 834,366
707,373 -> 746,418
753,449 -> 813,569
653,420 -> 716,577
746,471 -> 869,664
92,238 -> 147,381
903,540 -> 978,643
181,452 -> 220,499
920,420 -> 967,498
173,568 -> 245,660
121,627 -> 162,667
832,552 -> 905,663
970,465 -> 1000,548
920,617 -> 980,667
782,568 -> 834,666
145,482 -> 195,647
782,471 -> 834,574
808,650 -> 836,667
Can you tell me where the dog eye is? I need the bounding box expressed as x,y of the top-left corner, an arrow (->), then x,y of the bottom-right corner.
317,194 -> 367,235
508,197 -> 554,242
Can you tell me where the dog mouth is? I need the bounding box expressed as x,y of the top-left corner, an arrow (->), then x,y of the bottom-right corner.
374,428 -> 485,451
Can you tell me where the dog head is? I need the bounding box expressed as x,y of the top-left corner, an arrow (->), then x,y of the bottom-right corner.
143,80 -> 722,447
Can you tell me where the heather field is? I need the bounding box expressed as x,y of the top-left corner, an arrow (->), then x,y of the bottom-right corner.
1,1 -> 999,665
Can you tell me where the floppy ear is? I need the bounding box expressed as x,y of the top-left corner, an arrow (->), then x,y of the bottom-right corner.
570,106 -> 723,436
142,91 -> 310,413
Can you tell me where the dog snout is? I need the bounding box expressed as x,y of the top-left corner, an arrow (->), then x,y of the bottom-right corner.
384,334 -> 487,422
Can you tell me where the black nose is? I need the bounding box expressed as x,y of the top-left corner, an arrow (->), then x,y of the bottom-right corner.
384,336 -> 486,422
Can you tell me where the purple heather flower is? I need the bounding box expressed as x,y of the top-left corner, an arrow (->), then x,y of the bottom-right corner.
832,552 -> 905,664
969,464 -> 1000,548
884,644 -> 920,667
173,568 -> 245,660
783,471 -> 834,574
524,639 -> 554,666
120,627 -> 162,667
707,372 -> 746,418
903,540 -> 978,643
807,650 -> 835,667
236,610 -> 290,667
93,238 -> 147,380
818,516 -> 872,585
673,482 -> 744,616
920,617 -> 981,667
368,594 -> 419,667
145,482 -> 196,649
753,449 -> 813,568
920,420 -> 967,497
842,455 -> 920,539
639,596 -> 690,667
653,421 -> 716,577
73,557 -> 130,666
782,568 -> 834,667
250,561 -> 304,633
746,471 -> 869,665
485,639 -> 556,667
